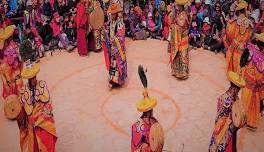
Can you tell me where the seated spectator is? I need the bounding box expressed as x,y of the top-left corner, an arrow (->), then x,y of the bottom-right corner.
123,13 -> 131,36
191,0 -> 205,29
31,28 -> 45,58
149,8 -> 162,39
54,0 -> 69,16
50,12 -> 75,52
203,0 -> 213,18
189,21 -> 201,48
202,17 -> 212,49
209,27 -> 225,54
129,6 -> 148,40
225,7 -> 236,23
37,14 -> 53,49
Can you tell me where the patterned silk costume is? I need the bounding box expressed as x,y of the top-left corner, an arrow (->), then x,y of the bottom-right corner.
170,0 -> 190,79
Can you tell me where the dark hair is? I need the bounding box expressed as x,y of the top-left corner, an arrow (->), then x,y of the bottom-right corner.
236,8 -> 246,16
240,48 -> 250,68
27,32 -> 35,40
141,109 -> 153,118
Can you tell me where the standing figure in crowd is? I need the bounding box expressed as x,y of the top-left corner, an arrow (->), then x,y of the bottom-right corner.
209,71 -> 246,152
0,25 -> 23,99
23,0 -> 38,30
17,61 -> 57,152
131,65 -> 163,152
76,0 -> 88,56
224,0 -> 253,73
102,3 -> 127,88
88,0 -> 102,52
240,33 -> 264,130
170,0 -> 190,79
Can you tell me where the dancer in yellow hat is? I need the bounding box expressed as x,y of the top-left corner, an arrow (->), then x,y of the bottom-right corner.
209,71 -> 245,152
0,25 -> 24,100
16,48 -> 57,151
240,33 -> 264,130
224,0 -> 253,73
169,0 -> 190,79
131,65 -> 164,152
102,3 -> 127,88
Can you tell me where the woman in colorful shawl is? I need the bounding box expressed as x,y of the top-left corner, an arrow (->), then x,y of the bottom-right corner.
76,0 -> 88,56
102,3 -> 127,88
209,72 -> 246,152
0,25 -> 23,99
240,33 -> 264,130
170,0 -> 190,79
17,62 -> 57,152
224,0 -> 253,73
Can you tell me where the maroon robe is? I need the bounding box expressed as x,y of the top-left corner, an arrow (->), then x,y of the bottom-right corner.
76,2 -> 88,56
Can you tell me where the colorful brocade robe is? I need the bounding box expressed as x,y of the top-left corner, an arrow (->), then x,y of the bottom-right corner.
224,15 -> 253,73
102,18 -> 127,85
241,43 -> 264,128
170,11 -> 190,79
17,80 -> 57,152
131,117 -> 158,152
209,93 -> 238,152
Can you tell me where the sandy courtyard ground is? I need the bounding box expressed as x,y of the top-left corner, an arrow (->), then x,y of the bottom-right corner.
0,39 -> 263,152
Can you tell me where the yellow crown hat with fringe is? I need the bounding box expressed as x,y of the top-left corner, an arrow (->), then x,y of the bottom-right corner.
255,32 -> 264,43
227,71 -> 246,88
137,89 -> 157,112
0,25 -> 15,50
174,0 -> 189,5
236,0 -> 248,11
21,61 -> 40,79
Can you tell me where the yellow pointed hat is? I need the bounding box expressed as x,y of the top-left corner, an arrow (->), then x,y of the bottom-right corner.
21,62 -> 40,79
107,3 -> 122,14
137,89 -> 157,112
255,33 -> 264,42
174,0 -> 189,5
0,25 -> 15,50
236,0 -> 248,11
227,71 -> 246,88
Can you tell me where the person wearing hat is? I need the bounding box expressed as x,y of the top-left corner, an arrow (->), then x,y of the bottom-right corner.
131,65 -> 163,152
16,60 -> 57,151
102,3 -> 127,88
76,0 -> 88,56
169,0 -> 190,79
201,17 -> 212,49
209,71 -> 246,152
224,0 -> 253,73
239,33 -> 264,129
0,25 -> 24,99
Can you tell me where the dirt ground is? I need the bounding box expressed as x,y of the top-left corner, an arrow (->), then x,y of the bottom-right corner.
0,39 -> 263,152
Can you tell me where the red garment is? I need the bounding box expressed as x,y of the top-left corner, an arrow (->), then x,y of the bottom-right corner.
131,118 -> 158,152
256,12 -> 264,33
162,15 -> 170,39
50,20 -> 61,37
0,18 -> 12,28
77,28 -> 88,56
76,2 -> 88,56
